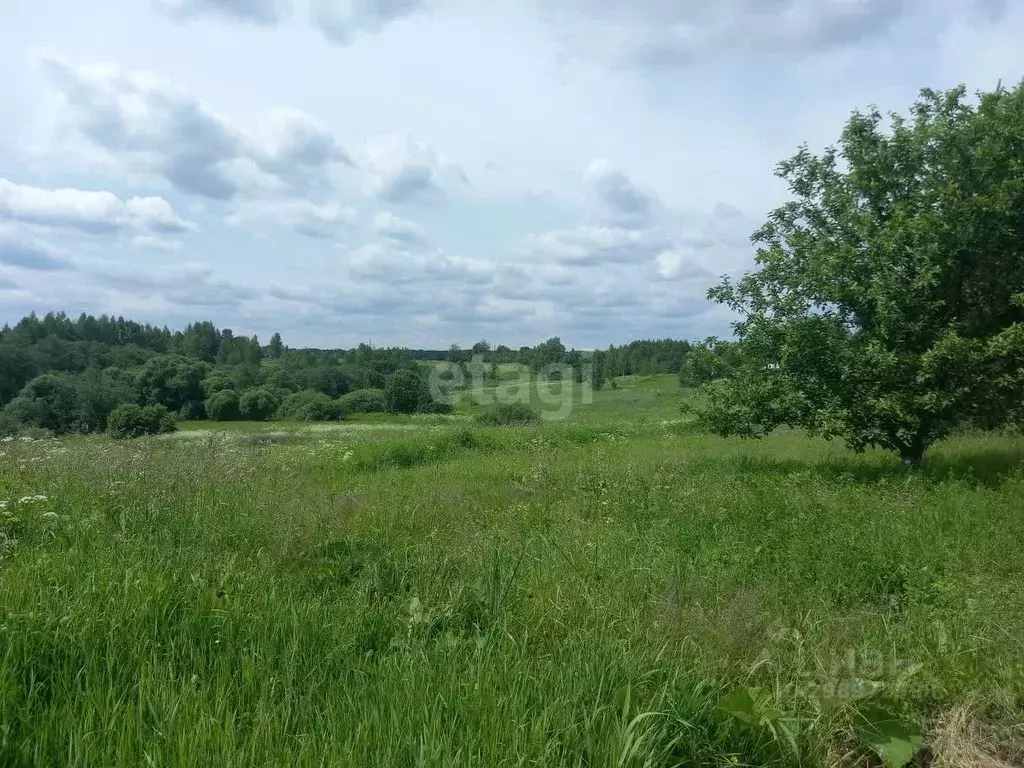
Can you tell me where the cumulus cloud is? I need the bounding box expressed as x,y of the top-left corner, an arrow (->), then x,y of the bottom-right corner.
346,241 -> 493,285
0,178 -> 196,236
545,0 -> 928,67
155,0 -> 284,24
521,226 -> 671,266
42,56 -> 351,202
584,159 -> 658,225
310,0 -> 428,44
0,228 -> 74,271
87,260 -> 260,308
226,199 -> 356,239
364,135 -> 466,206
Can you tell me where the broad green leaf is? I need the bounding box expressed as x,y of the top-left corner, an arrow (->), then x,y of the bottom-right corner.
855,704 -> 923,768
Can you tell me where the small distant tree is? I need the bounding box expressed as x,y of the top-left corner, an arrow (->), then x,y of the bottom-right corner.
471,339 -> 491,359
590,350 -> 607,390
702,83 -> 1024,467
245,336 -> 263,366
268,332 -> 284,359
385,370 -> 422,414
205,389 -> 241,421
679,340 -> 727,387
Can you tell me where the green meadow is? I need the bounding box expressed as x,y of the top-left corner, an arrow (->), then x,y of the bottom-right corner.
2,375 -> 1023,766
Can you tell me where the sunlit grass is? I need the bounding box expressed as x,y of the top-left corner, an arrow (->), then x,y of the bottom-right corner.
2,376 -> 1023,766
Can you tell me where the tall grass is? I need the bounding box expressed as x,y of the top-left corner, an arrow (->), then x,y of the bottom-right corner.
1,378 -> 1023,765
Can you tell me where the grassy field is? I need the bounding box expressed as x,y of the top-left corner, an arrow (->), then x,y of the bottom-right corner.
2,375 -> 1024,766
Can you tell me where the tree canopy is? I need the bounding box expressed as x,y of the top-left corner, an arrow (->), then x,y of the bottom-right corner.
703,83 -> 1024,466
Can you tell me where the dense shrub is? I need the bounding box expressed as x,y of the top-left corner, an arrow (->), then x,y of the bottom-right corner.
416,386 -> 454,415
239,387 -> 283,421
384,370 -> 422,414
276,390 -> 343,421
108,403 -> 177,438
475,402 -> 540,426
0,409 -> 19,437
179,400 -> 206,420
338,388 -> 387,414
5,371 -> 133,435
205,389 -> 241,421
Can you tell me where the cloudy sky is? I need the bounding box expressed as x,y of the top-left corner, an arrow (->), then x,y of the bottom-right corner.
0,0 -> 1020,348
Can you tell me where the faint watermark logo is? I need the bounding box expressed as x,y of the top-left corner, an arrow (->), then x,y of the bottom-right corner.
427,355 -> 594,421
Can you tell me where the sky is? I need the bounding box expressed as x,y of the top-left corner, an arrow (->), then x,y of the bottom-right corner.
0,0 -> 1021,349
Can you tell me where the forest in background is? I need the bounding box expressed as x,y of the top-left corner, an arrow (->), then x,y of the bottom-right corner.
0,310 -> 723,436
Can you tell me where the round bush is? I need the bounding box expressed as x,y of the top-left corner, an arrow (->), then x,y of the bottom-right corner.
337,388 -> 387,414
276,390 -> 343,421
205,389 -> 241,421
475,402 -> 540,426
108,403 -> 177,438
179,399 -> 206,420
239,387 -> 283,421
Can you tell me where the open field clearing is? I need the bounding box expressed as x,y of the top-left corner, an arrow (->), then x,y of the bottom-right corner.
2,377 -> 1023,766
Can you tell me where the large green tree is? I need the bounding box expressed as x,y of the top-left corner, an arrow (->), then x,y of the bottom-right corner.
703,83 -> 1024,467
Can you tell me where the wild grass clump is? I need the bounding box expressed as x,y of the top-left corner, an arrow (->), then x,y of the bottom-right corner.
475,402 -> 540,426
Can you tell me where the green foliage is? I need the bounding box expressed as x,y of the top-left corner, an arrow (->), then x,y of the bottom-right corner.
5,370 -> 133,435
276,389 -> 343,421
0,408 -> 20,437
338,388 -> 387,414
678,338 -> 733,387
107,403 -> 177,438
205,389 -> 241,421
6,374 -> 81,435
853,705 -> 923,767
134,355 -> 211,415
385,370 -> 422,414
704,84 -> 1024,466
178,400 -> 206,420
239,387 -> 283,421
475,402 -> 540,426
268,332 -> 284,359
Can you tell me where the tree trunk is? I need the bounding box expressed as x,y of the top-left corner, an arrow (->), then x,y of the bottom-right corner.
900,448 -> 924,469
899,430 -> 928,469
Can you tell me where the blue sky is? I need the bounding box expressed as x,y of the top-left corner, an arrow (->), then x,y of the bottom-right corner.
0,0 -> 1020,348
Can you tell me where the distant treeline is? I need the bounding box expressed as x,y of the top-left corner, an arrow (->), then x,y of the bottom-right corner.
0,311 -> 725,436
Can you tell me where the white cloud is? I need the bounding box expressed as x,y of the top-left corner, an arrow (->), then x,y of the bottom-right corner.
226,199 -> 356,239
373,210 -> 428,245
0,178 -> 195,235
310,0 -> 428,44
542,0 -> 929,68
583,159 -> 658,225
156,0 -> 284,24
364,135 -> 467,206
0,226 -> 74,271
0,0 -> 1020,347
42,56 -> 351,202
132,234 -> 184,251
